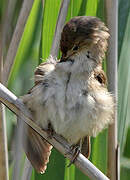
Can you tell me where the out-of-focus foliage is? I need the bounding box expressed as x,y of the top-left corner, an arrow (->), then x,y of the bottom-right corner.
118,0 -> 130,58
0,0 -> 130,179
123,128 -> 130,159
118,0 -> 130,178
0,0 -> 7,22
8,0 -> 43,94
40,0 -> 61,61
118,0 -> 130,151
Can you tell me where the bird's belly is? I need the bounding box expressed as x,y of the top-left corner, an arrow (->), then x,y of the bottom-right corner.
39,77 -> 113,145
56,90 -> 96,144
45,80 -> 95,144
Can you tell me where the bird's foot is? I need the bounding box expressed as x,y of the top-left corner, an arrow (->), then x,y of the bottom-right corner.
67,145 -> 81,167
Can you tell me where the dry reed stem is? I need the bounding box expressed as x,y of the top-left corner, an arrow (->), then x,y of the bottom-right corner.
50,0 -> 70,57
105,0 -> 118,179
0,25 -> 9,180
3,0 -> 34,85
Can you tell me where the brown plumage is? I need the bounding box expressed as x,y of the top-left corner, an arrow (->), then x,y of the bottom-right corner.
60,16 -> 109,61
23,124 -> 52,173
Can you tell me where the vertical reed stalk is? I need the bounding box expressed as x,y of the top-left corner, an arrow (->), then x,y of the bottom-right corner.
3,0 -> 34,85
50,0 -> 70,57
0,24 -> 9,180
105,0 -> 118,179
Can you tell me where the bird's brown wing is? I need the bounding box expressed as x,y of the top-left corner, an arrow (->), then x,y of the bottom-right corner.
22,62 -> 55,173
23,124 -> 52,173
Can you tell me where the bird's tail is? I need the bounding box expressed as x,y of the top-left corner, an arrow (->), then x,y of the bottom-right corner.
22,123 -> 52,173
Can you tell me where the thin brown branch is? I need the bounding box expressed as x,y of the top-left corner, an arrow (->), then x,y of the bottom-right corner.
0,82 -> 109,180
105,0 -> 118,180
50,0 -> 70,57
3,0 -> 34,85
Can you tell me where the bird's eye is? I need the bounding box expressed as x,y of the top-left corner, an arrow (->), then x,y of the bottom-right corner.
72,45 -> 79,51
96,75 -> 103,84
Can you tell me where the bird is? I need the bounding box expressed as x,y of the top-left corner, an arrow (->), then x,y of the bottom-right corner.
21,16 -> 115,174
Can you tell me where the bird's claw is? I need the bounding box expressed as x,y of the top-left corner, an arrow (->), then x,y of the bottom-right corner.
67,145 -> 81,167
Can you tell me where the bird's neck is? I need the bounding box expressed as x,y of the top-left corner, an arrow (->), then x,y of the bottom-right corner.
70,51 -> 97,74
57,51 -> 101,76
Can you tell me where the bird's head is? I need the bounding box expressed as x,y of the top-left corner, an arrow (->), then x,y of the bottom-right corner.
60,16 -> 109,64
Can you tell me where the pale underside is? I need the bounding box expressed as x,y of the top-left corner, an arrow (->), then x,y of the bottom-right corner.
23,51 -> 114,145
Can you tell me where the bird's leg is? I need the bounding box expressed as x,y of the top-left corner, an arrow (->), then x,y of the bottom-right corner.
67,145 -> 81,167
65,136 -> 91,167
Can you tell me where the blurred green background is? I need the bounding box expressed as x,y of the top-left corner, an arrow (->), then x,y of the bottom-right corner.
0,0 -> 130,179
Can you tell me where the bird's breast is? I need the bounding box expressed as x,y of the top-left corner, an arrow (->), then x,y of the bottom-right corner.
39,71 -> 113,144
46,73 -> 91,137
